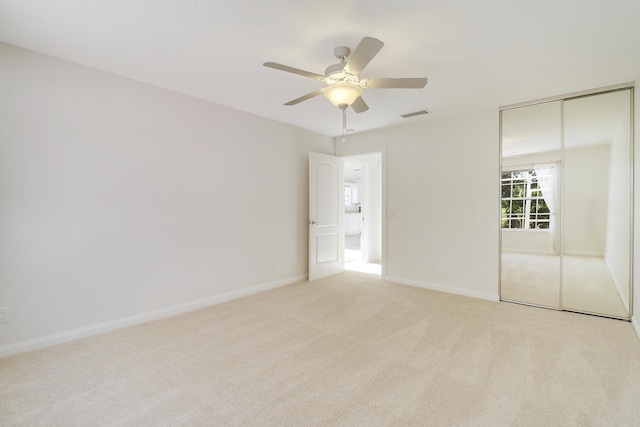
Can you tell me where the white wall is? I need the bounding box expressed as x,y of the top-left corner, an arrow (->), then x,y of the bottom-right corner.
501,230 -> 551,254
362,153 -> 382,262
337,111 -> 500,300
0,43 -> 334,350
605,106 -> 632,311
563,144 -> 610,255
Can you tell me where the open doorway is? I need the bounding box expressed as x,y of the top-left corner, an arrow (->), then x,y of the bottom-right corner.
344,153 -> 382,275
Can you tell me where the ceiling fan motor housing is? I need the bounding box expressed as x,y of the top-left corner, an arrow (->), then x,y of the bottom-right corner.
333,46 -> 350,61
325,46 -> 351,77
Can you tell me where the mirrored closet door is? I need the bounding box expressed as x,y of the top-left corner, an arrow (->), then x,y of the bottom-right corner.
500,87 -> 633,319
501,100 -> 562,309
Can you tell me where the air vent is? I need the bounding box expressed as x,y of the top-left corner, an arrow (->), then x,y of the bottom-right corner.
400,109 -> 431,119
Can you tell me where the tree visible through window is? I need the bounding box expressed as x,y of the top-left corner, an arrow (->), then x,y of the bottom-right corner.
501,169 -> 550,229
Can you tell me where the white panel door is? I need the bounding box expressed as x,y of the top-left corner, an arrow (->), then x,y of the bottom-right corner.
309,152 -> 344,281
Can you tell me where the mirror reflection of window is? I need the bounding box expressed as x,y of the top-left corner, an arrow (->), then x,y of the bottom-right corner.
501,168 -> 551,230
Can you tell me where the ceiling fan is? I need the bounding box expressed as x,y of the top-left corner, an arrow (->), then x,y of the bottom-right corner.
263,36 -> 428,142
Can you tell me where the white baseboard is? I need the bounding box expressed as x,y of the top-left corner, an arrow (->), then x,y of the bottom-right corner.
563,250 -> 604,257
0,274 -> 307,359
501,248 -> 553,255
633,316 -> 640,342
384,275 -> 499,302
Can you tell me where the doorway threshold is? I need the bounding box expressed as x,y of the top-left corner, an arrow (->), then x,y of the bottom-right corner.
345,259 -> 381,275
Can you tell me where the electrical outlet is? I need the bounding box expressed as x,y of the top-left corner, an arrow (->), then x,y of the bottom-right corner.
270,261 -> 276,271
428,260 -> 436,271
0,307 -> 8,323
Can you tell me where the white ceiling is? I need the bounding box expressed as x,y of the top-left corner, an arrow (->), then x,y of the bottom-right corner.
1,0 -> 639,137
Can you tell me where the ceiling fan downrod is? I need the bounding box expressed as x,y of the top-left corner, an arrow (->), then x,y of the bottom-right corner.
340,103 -> 348,144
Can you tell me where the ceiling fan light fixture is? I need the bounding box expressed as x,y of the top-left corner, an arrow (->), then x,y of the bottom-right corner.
323,82 -> 362,107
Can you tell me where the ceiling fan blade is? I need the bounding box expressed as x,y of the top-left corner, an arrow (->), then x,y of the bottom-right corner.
263,62 -> 325,80
361,77 -> 428,89
351,96 -> 369,113
344,37 -> 384,75
284,88 -> 325,106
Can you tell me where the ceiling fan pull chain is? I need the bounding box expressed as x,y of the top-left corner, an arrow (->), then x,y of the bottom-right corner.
342,107 -> 347,144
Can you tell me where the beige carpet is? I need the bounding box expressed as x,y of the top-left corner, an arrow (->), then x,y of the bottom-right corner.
2,271 -> 640,426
